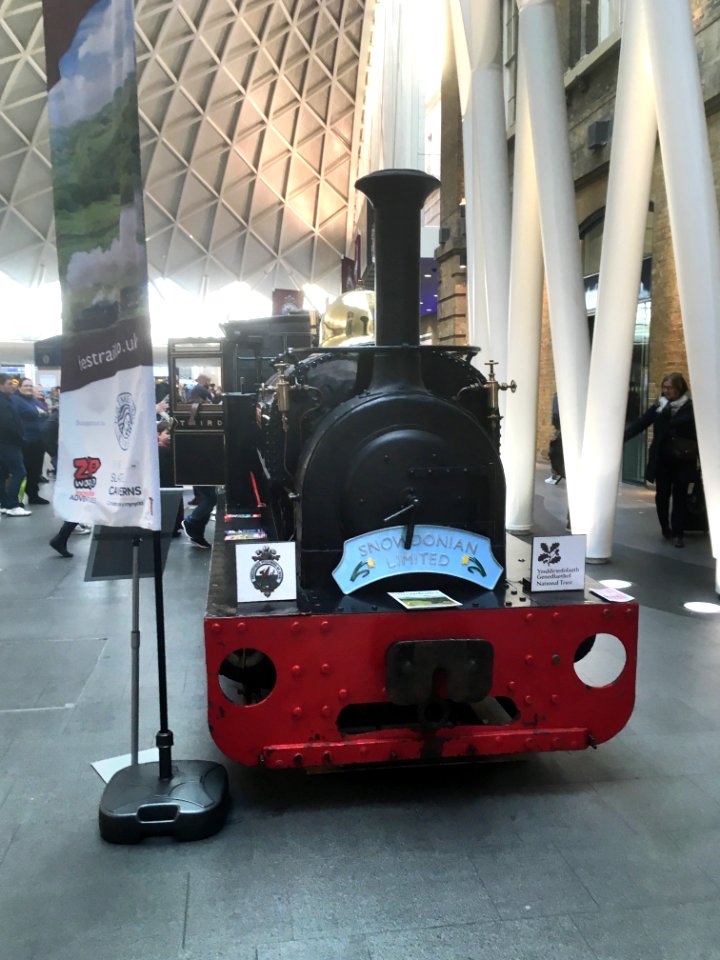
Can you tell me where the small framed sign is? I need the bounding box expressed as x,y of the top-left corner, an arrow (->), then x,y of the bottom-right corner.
530,535 -> 586,592
388,590 -> 463,610
236,542 -> 297,602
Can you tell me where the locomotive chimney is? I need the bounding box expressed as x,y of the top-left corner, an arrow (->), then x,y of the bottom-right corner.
355,169 -> 439,349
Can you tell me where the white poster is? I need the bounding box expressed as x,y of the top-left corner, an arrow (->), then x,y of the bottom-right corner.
236,543 -> 297,603
530,535 -> 586,592
55,371 -> 160,527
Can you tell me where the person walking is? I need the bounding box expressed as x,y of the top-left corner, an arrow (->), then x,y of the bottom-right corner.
43,397 -> 90,556
182,486 -> 217,548
0,373 -> 31,516
12,377 -> 50,505
624,371 -> 698,548
546,393 -> 564,484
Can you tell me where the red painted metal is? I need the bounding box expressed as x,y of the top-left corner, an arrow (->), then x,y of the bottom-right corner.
204,602 -> 638,769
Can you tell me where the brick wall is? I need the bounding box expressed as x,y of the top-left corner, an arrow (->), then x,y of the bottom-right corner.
439,1 -> 720,454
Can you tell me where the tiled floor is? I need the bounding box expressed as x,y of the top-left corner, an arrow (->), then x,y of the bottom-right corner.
1,470 -> 719,960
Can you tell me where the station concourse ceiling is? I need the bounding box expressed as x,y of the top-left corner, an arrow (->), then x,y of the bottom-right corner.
0,0 -> 372,306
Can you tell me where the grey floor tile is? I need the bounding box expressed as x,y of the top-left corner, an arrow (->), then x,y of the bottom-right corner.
627,731 -> 720,777
533,737 -> 661,784
0,823 -> 187,960
258,937 -> 372,960
2,769 -> 104,826
627,694 -> 720,735
592,776 -> 720,840
287,856 -> 497,939
0,702 -> 75,743
486,783 -> 639,848
468,841 -> 596,918
28,929 -> 187,960
0,637 -> 106,710
560,833 -> 720,909
180,949 -> 259,960
659,825 -> 720,885
182,871 -> 293,951
1,728 -> 124,778
367,916 -> 600,960
0,821 -> 17,866
573,899 -> 720,960
691,772 -> 720,803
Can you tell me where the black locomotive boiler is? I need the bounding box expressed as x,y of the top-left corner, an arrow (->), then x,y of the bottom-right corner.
256,170 -> 505,592
197,169 -> 638,770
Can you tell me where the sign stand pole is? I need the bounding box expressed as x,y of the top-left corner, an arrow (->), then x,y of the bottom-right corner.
130,538 -> 140,766
98,523 -> 230,843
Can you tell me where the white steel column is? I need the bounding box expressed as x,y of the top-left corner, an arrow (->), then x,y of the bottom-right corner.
583,0 -> 657,561
362,0 -> 424,172
504,51 -> 544,532
516,0 -> 590,531
457,0 -> 512,382
642,0 -> 720,593
449,0 -> 489,359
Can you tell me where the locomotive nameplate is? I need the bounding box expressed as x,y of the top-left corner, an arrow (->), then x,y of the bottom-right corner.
332,524 -> 503,594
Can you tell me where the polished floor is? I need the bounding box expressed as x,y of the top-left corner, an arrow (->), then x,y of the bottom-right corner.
1,470 -> 719,960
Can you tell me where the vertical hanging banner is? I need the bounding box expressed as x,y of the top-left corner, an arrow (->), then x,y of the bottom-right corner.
41,0 -> 159,529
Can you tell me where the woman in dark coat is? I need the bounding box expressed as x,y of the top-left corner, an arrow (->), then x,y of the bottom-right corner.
624,372 -> 698,548
11,378 -> 50,504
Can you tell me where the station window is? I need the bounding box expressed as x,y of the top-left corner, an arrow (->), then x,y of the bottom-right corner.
580,204 -> 653,484
571,0 -> 625,66
502,0 -> 519,129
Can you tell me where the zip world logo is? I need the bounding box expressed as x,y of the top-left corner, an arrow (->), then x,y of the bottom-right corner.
114,392 -> 136,451
73,457 -> 101,489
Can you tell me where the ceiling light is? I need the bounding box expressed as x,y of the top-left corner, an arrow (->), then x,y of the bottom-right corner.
599,579 -> 632,589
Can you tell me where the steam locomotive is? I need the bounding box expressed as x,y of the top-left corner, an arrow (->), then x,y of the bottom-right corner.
176,169 -> 638,770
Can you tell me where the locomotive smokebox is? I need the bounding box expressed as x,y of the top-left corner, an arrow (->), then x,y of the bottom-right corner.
356,169 -> 439,349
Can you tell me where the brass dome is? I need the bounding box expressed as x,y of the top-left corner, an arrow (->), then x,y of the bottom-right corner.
319,290 -> 375,347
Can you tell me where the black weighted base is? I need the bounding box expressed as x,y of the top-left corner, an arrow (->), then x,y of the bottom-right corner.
99,760 -> 230,843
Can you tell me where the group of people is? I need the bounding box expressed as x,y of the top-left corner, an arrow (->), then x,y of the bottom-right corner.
547,371 -> 701,548
0,373 -> 55,516
1,369 -> 220,555
6,365 -> 701,556
179,374 -> 221,549
176,374 -> 222,404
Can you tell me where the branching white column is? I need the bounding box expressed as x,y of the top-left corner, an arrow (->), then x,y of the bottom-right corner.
456,0 -> 512,382
449,0 -> 489,359
642,0 -> 720,593
504,51 -> 544,532
516,0 -> 590,531
583,0 -> 657,561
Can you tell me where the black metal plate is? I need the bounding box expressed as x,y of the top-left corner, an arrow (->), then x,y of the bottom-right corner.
386,638 -> 494,705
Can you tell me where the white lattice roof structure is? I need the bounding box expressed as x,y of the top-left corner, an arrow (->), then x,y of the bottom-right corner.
0,0 -> 373,310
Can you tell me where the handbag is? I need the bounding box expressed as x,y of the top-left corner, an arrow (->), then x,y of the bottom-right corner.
685,474 -> 709,532
548,432 -> 565,478
669,435 -> 699,462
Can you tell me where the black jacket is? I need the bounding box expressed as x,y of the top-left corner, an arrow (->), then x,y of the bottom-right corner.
0,392 -> 23,445
42,408 -> 59,458
624,397 -> 697,482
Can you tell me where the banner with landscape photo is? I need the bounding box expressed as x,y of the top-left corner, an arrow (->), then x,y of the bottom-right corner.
42,0 -> 159,528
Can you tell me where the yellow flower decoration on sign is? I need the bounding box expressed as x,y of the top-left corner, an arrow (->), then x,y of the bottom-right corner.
350,558 -> 375,582
465,555 -> 487,577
